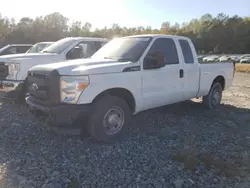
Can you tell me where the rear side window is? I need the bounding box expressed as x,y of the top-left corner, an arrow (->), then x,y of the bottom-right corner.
179,39 -> 194,64
147,38 -> 179,64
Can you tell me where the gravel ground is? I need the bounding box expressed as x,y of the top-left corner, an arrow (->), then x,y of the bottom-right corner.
0,72 -> 250,188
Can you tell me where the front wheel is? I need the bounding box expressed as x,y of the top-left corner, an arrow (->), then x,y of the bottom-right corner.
202,82 -> 223,109
17,80 -> 28,103
87,96 -> 131,142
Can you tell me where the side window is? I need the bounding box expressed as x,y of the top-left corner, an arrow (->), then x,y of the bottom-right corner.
179,39 -> 194,64
146,38 -> 179,65
78,41 -> 96,57
17,46 -> 31,53
101,42 -> 107,47
5,47 -> 17,54
66,41 -> 96,60
94,41 -> 107,51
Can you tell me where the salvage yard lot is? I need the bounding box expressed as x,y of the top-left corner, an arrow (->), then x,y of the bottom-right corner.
0,72 -> 250,188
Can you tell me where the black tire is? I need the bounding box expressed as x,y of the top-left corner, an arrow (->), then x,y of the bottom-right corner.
202,82 -> 223,109
87,95 -> 131,142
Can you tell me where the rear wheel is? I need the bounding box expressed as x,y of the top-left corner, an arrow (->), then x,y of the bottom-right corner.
202,82 -> 223,109
87,95 -> 131,142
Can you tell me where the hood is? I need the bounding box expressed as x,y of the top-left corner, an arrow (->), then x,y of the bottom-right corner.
0,53 -> 58,63
30,58 -> 134,75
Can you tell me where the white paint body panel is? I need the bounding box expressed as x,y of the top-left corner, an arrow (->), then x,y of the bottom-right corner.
198,62 -> 234,97
31,35 -> 234,114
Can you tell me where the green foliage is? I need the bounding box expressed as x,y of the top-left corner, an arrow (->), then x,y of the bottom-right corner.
0,12 -> 250,53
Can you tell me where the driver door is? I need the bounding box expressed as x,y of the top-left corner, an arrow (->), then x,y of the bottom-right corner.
142,37 -> 184,110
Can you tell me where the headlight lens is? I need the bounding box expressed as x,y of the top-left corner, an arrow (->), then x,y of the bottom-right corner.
60,76 -> 89,104
7,63 -> 20,79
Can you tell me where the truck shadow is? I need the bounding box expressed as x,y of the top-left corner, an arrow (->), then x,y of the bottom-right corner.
131,99 -> 250,131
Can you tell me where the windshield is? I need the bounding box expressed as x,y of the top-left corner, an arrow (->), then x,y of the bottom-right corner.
41,38 -> 77,54
91,37 -> 152,62
26,43 -> 52,53
0,45 -> 10,53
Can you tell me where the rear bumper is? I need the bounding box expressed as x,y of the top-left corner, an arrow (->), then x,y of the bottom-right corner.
0,80 -> 24,100
25,96 -> 93,125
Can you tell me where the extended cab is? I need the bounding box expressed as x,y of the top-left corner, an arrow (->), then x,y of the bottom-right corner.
0,37 -> 108,100
26,34 -> 235,142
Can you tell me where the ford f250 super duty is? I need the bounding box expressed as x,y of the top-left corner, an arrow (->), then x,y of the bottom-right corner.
25,34 -> 235,142
0,37 -> 108,100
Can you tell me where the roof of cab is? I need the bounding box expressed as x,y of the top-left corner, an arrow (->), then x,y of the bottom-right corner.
36,42 -> 54,44
65,37 -> 109,42
9,44 -> 33,46
123,34 -> 190,40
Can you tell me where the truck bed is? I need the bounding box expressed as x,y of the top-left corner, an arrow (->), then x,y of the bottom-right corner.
197,61 -> 234,97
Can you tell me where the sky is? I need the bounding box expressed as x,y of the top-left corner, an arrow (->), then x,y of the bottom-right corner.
1,0 -> 250,29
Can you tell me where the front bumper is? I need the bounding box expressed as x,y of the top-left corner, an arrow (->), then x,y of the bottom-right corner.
26,96 -> 92,126
0,80 -> 24,99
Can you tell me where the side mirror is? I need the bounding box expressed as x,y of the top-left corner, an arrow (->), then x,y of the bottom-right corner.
143,51 -> 166,70
66,47 -> 83,60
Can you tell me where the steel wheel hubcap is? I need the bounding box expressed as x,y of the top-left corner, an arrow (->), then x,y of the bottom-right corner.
103,107 -> 124,135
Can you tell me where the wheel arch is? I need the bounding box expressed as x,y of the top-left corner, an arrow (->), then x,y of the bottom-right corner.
92,87 -> 136,113
212,75 -> 225,90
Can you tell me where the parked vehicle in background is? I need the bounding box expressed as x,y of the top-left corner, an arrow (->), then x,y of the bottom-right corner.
197,55 -> 206,62
26,42 -> 54,53
219,55 -> 232,62
240,54 -> 250,64
26,34 -> 235,142
229,55 -> 240,62
240,55 -> 250,64
203,55 -> 221,62
0,44 -> 33,56
0,37 -> 108,101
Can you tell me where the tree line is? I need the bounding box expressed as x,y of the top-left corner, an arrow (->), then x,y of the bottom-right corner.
0,12 -> 250,54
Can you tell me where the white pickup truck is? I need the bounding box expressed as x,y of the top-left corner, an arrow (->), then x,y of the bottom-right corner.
26,34 -> 235,142
0,37 -> 108,100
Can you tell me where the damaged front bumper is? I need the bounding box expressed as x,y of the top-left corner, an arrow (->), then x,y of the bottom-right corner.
0,80 -> 24,100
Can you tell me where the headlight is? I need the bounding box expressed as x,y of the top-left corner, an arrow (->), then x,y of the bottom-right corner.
60,76 -> 89,104
7,63 -> 20,79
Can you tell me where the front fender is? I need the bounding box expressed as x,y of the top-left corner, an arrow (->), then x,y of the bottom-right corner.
77,72 -> 143,114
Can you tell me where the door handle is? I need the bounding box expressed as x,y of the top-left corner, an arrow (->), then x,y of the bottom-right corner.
180,69 -> 184,78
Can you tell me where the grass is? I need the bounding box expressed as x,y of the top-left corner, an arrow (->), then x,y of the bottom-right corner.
235,64 -> 250,73
172,150 -> 239,177
171,135 -> 244,177
69,177 -> 80,188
